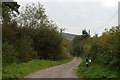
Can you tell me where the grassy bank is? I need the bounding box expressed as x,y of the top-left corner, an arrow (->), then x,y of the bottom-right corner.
3,57 -> 73,78
76,56 -> 119,78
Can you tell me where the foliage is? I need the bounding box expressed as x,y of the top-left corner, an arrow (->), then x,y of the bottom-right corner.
73,26 -> 120,67
2,42 -> 19,64
33,27 -> 63,60
2,2 -> 20,25
60,38 -> 73,59
72,35 -> 81,44
2,20 -> 18,43
62,38 -> 73,53
73,27 -> 119,78
15,38 -> 38,62
16,3 -> 72,60
2,2 -> 73,65
18,3 -> 49,28
73,29 -> 90,44
95,26 -> 120,67
76,56 -> 119,78
72,30 -> 90,56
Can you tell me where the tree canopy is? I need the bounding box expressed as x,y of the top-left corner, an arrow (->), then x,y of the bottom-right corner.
2,2 -> 73,65
72,26 -> 120,67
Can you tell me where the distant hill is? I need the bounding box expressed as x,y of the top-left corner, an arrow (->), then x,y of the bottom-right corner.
62,33 -> 77,40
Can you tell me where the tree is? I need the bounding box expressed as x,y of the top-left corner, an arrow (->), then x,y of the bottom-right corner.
61,38 -> 73,58
81,29 -> 90,40
33,27 -> 63,60
2,20 -> 18,43
72,29 -> 90,56
2,2 -> 21,64
72,35 -> 81,44
18,3 -> 48,29
2,2 -> 20,26
18,3 -> 70,60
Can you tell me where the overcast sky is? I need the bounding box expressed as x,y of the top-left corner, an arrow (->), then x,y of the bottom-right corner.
15,0 -> 119,36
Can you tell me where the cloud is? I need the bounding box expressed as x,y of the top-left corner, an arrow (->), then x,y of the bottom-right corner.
101,0 -> 119,8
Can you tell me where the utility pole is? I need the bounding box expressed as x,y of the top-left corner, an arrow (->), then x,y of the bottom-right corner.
118,1 -> 120,26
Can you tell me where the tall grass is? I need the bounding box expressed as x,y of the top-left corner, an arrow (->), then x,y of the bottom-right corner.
76,56 -> 119,78
3,58 -> 73,78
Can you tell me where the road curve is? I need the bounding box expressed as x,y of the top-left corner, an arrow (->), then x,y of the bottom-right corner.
24,57 -> 82,78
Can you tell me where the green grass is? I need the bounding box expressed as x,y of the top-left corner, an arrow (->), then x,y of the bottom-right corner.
3,57 -> 73,78
76,56 -> 119,78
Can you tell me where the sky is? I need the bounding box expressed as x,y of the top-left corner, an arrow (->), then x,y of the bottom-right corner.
15,0 -> 119,36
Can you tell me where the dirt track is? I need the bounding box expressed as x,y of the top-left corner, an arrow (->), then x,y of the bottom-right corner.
24,57 -> 82,78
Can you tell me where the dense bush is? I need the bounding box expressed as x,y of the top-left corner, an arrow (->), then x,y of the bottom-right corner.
72,30 -> 90,56
2,2 -> 73,65
33,27 -> 63,60
61,38 -> 73,58
15,38 -> 38,62
73,26 -> 120,68
2,42 -> 19,64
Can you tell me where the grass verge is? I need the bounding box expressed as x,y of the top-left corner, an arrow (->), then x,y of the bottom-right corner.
76,56 -> 119,78
3,57 -> 73,78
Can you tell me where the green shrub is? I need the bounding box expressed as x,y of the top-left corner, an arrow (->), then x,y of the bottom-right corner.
76,56 -> 119,78
15,38 -> 38,62
2,42 -> 19,64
